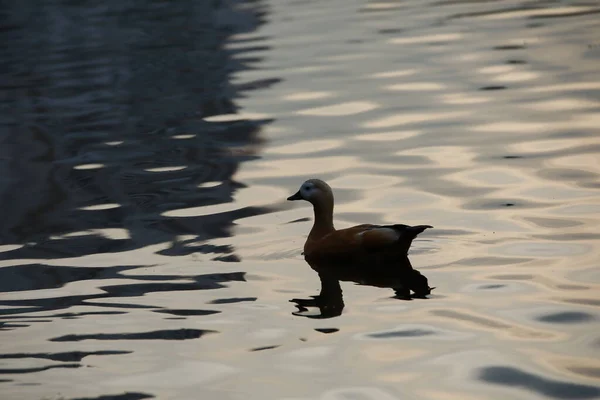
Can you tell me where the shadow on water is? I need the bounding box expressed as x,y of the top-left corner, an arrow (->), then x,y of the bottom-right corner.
0,0 -> 275,262
291,257 -> 433,319
479,366 -> 600,399
0,0 -> 274,394
0,263 -> 245,316
70,394 -> 154,400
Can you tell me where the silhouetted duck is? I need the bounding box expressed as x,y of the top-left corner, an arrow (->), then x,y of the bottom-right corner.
288,178 -> 432,263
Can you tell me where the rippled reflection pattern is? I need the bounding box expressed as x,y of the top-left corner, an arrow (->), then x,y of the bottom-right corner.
291,257 -> 433,319
1,0 -> 600,399
0,0 -> 274,262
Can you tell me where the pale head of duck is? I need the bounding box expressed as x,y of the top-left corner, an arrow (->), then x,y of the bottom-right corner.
287,179 -> 334,208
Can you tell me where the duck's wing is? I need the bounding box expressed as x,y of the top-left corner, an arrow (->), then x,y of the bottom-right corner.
305,224 -> 375,259
359,224 -> 432,254
308,224 -> 432,258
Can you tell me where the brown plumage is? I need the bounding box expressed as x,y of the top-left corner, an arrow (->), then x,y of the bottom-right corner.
287,178 -> 433,267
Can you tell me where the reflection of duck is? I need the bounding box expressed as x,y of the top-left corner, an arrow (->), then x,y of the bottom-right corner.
291,258 -> 433,319
287,178 -> 433,269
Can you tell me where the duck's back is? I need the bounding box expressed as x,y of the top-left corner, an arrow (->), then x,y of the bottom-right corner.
304,224 -> 431,265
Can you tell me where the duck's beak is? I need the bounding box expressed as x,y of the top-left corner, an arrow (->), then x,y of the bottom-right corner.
287,191 -> 303,201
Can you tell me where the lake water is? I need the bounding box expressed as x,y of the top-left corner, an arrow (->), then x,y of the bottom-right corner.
1,0 -> 599,399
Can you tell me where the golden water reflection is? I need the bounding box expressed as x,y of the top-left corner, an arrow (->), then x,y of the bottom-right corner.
1,0 -> 600,399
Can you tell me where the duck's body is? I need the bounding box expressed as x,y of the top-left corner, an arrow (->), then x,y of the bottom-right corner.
304,223 -> 432,266
288,179 -> 432,268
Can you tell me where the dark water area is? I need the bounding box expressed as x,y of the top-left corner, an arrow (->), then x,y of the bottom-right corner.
0,0 -> 273,261
1,0 -> 600,399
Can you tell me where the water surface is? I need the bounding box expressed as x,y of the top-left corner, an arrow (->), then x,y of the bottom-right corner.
1,0 -> 599,399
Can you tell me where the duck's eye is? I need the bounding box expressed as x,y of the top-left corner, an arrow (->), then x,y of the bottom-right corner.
304,186 -> 311,191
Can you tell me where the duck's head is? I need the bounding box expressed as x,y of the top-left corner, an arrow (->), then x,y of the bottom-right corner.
287,179 -> 333,206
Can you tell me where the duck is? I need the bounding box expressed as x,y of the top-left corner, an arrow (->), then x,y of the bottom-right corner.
287,178 -> 433,272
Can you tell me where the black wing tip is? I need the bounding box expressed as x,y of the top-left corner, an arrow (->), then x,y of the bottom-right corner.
388,224 -> 433,230
410,225 -> 433,234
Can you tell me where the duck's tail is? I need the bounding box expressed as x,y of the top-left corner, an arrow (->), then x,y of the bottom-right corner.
403,224 -> 433,236
387,224 -> 433,254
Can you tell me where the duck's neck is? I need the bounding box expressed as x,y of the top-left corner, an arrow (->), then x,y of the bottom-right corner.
308,200 -> 335,241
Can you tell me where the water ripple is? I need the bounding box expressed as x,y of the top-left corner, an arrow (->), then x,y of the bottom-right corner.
478,366 -> 600,399
1,0 -> 599,398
